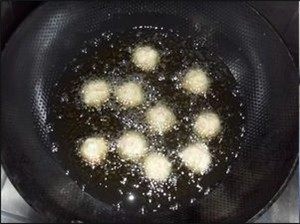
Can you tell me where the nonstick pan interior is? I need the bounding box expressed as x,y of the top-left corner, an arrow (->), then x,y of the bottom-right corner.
1,1 -> 298,223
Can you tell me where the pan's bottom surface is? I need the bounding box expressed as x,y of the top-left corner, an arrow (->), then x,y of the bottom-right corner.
48,27 -> 244,214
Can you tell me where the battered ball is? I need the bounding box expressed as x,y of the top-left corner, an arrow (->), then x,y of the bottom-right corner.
117,131 -> 148,162
79,137 -> 108,167
146,104 -> 176,134
182,68 -> 211,94
179,142 -> 212,175
132,45 -> 160,71
143,153 -> 172,182
194,112 -> 221,138
81,80 -> 110,108
115,82 -> 144,108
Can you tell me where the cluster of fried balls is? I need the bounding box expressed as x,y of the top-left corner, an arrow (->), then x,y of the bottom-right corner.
78,45 -> 221,182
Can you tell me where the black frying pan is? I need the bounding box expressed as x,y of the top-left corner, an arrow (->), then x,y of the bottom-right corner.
1,1 -> 298,223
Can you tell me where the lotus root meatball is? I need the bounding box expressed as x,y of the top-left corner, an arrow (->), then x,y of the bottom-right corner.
143,153 -> 172,182
194,112 -> 221,138
81,80 -> 110,108
117,131 -> 148,162
79,137 -> 108,167
182,68 -> 211,94
146,104 -> 176,134
115,82 -> 144,108
179,143 -> 212,175
132,45 -> 160,71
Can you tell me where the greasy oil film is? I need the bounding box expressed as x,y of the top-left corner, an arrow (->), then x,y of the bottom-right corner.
48,27 -> 245,214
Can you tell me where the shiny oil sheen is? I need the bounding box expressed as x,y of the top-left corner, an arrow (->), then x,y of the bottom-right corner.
48,27 -> 245,214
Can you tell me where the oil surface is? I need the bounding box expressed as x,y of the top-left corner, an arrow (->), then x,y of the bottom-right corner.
48,27 -> 245,214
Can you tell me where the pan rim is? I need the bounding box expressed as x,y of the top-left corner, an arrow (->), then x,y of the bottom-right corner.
245,2 -> 299,222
